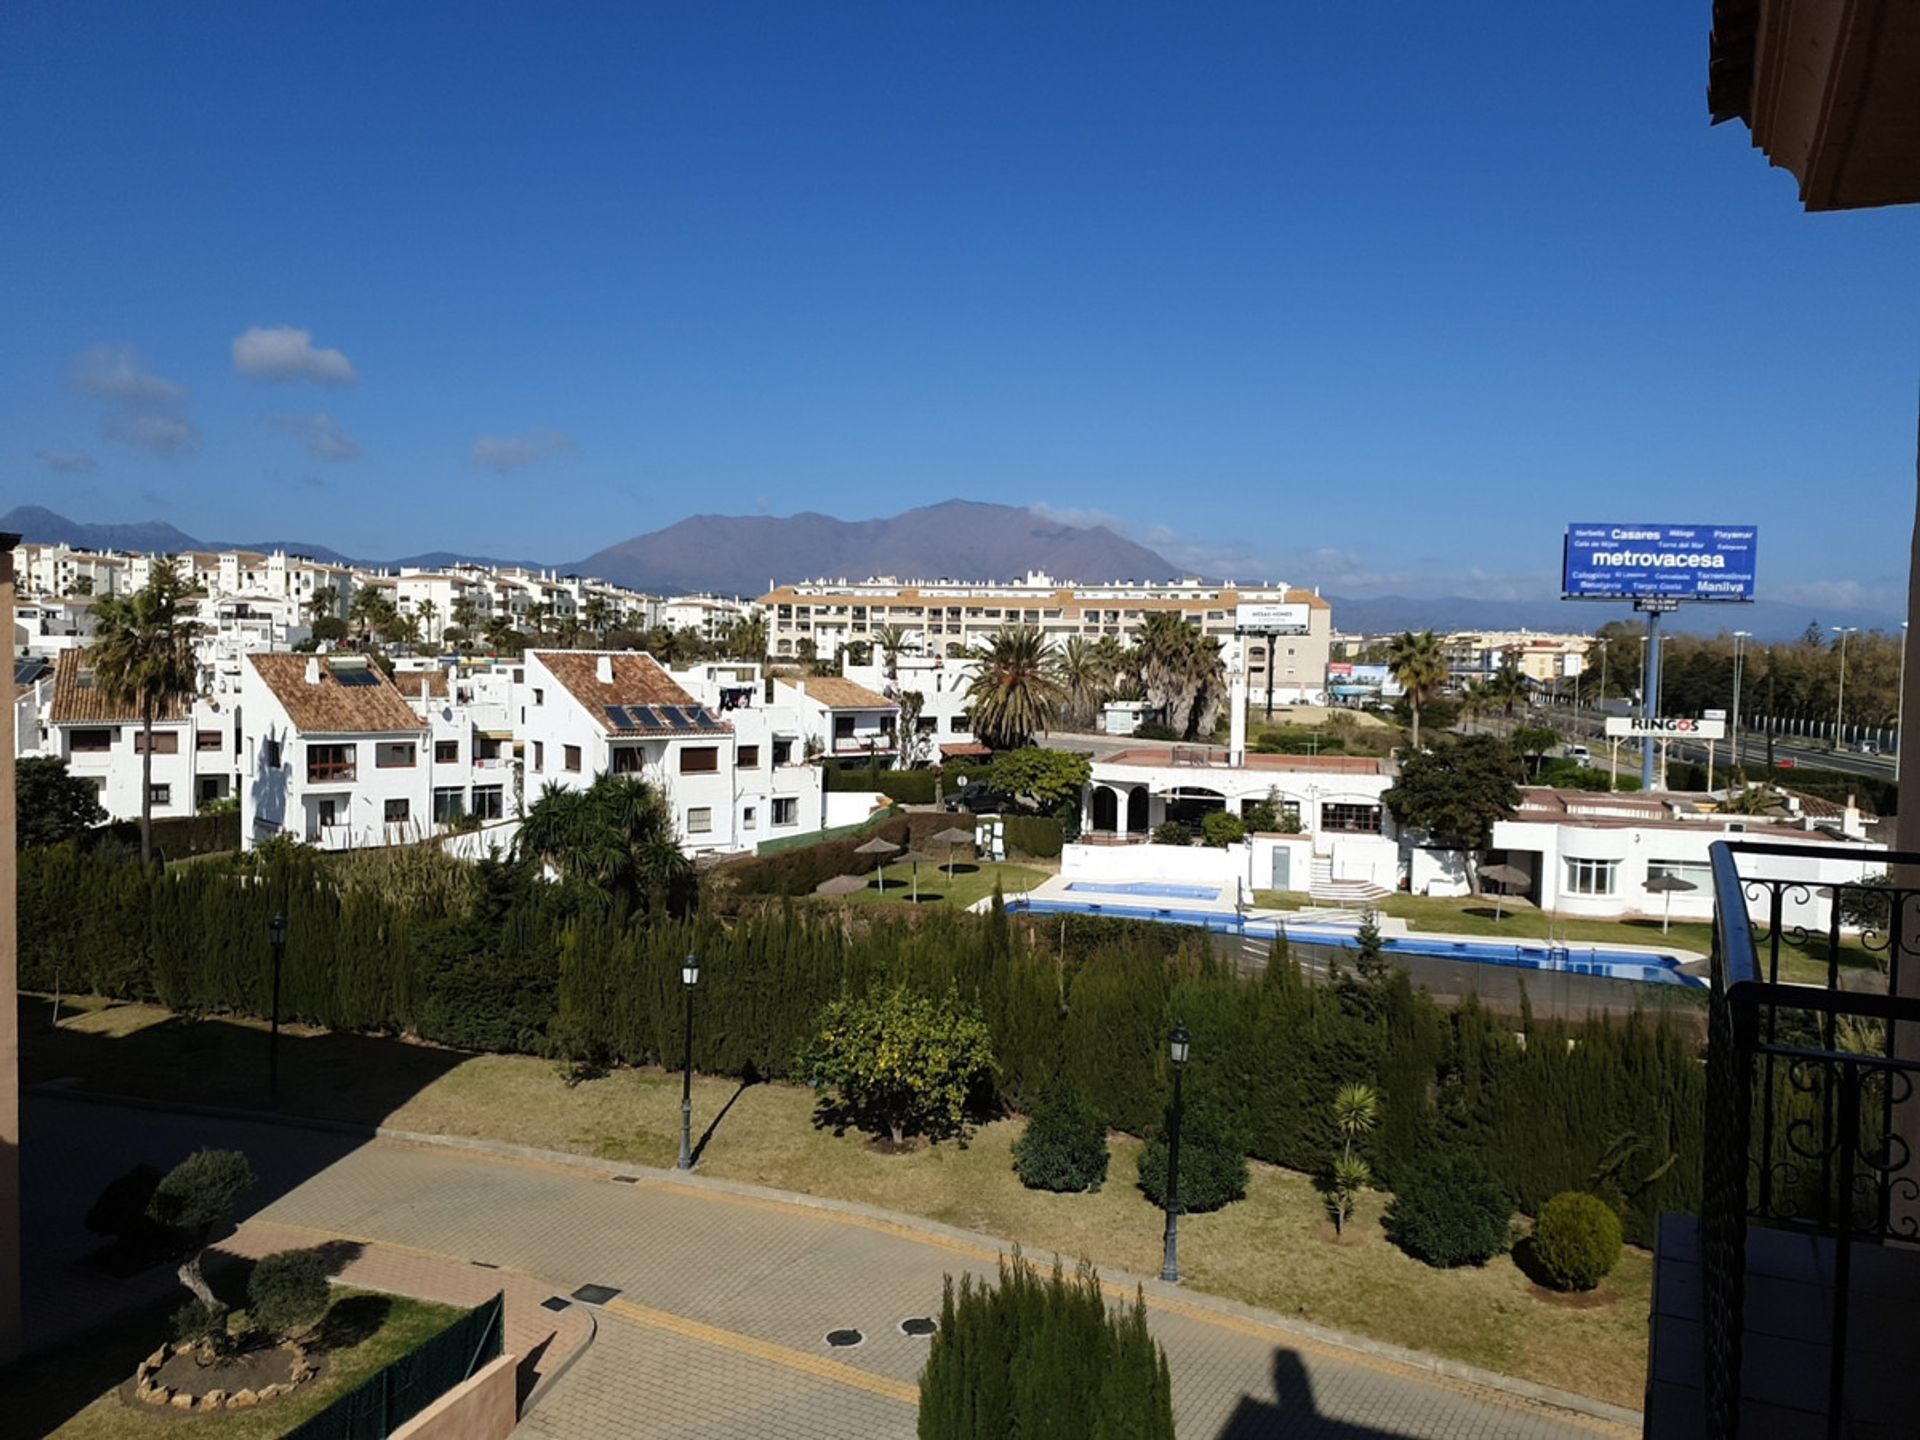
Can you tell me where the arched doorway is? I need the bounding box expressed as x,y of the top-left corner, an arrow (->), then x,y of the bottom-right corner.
1125,786 -> 1149,834
1091,786 -> 1119,833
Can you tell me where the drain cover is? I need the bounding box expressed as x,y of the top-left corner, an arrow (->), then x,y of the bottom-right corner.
612,1174 -> 639,1185
825,1329 -> 864,1348
571,1283 -> 622,1305
470,1260 -> 500,1269
900,1317 -> 937,1337
541,1296 -> 571,1312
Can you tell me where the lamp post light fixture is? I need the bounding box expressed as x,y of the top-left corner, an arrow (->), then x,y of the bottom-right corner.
267,912 -> 287,1102
1160,1021 -> 1191,1285
1831,626 -> 1859,751
678,952 -> 700,1171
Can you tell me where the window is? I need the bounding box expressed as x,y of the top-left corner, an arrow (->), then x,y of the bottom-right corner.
772,738 -> 794,766
263,738 -> 282,769
951,714 -> 970,732
772,797 -> 798,827
686,806 -> 713,834
1564,858 -> 1619,896
375,742 -> 417,768
197,731 -> 223,752
565,744 -> 582,773
148,784 -> 171,807
307,744 -> 356,782
434,739 -> 459,764
834,716 -> 857,740
71,728 -> 112,753
532,688 -> 544,706
681,746 -> 719,774
385,799 -> 410,824
316,798 -> 338,829
1648,859 -> 1711,889
742,806 -> 757,831
1320,803 -> 1382,834
737,744 -> 760,768
433,787 -> 466,823
472,785 -> 505,821
612,748 -> 644,774
134,731 -> 179,755
532,741 -> 545,772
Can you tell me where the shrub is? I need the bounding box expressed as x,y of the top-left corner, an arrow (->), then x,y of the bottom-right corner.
1137,1105 -> 1249,1213
1383,1156 -> 1513,1268
1001,815 -> 1064,859
149,1149 -> 256,1313
171,1297 -> 232,1351
919,1255 -> 1173,1440
1201,811 -> 1245,848
1014,1091 -> 1110,1193
1529,1191 -> 1623,1291
796,986 -> 995,1145
248,1249 -> 333,1341
1134,720 -> 1178,741
1151,820 -> 1192,847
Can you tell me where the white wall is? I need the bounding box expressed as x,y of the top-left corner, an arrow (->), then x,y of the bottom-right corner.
1061,841 -> 1249,891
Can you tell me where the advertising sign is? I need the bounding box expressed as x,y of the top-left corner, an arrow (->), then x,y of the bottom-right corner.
1604,717 -> 1727,740
1562,524 -> 1757,601
1235,602 -> 1311,634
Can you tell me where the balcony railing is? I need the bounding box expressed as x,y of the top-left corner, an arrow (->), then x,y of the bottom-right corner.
305,761 -> 357,784
1699,838 -> 1918,1439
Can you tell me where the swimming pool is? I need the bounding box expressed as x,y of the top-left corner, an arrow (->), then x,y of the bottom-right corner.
1064,881 -> 1223,901
1006,898 -> 1703,987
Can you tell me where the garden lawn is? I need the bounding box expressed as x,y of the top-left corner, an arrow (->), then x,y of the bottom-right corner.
24,996 -> 1649,1408
840,860 -> 1049,909
8,1286 -> 463,1440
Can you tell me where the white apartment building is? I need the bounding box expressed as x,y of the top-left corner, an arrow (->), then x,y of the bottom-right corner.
44,649 -> 238,821
671,662 -> 826,842
762,572 -> 1332,704
839,654 -> 980,767
239,652 -> 432,850
517,650 -> 741,855
14,598 -> 97,657
659,594 -> 756,643
391,664 -> 521,828
15,545 -> 130,599
773,676 -> 900,769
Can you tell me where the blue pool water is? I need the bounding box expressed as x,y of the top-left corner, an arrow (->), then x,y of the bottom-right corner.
1065,881 -> 1222,901
1007,898 -> 1703,988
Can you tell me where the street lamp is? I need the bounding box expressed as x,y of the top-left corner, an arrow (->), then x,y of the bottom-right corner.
1160,1021 -> 1191,1285
1832,626 -> 1859,751
267,912 -> 287,1102
678,951 -> 700,1170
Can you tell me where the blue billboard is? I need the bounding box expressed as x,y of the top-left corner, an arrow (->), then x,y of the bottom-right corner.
1562,523 -> 1757,601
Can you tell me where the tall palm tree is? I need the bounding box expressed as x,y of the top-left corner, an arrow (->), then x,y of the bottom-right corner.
1486,664 -> 1529,719
304,585 -> 339,626
515,774 -> 695,915
349,586 -> 392,643
1386,630 -> 1448,749
1185,635 -> 1229,740
416,598 -> 439,648
90,558 -> 200,865
1056,635 -> 1112,729
964,626 -> 1064,750
450,594 -> 483,636
729,614 -> 769,664
1137,613 -> 1204,736
874,625 -> 911,683
582,595 -> 610,639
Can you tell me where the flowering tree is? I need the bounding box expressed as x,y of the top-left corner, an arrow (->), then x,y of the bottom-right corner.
798,987 -> 994,1146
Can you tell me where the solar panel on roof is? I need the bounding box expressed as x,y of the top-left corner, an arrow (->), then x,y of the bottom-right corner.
693,709 -> 724,731
658,705 -> 692,731
331,667 -> 381,686
604,705 -> 633,730
630,706 -> 665,730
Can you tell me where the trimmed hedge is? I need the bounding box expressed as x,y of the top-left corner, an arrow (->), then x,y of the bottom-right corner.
823,766 -> 986,804
719,814 -> 974,896
1529,1191 -> 1623,1291
20,844 -> 1706,1243
1014,1090 -> 1110,1193
1383,1156 -> 1513,1268
1136,1105 -> 1250,1213
1001,815 -> 1063,860
102,811 -> 241,858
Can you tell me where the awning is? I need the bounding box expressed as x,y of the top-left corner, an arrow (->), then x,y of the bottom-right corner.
940,742 -> 993,759
478,729 -> 515,741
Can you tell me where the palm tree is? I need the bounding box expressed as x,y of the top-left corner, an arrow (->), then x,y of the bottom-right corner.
964,626 -> 1064,749
582,595 -> 610,639
515,774 -> 695,915
729,615 -> 769,664
1386,630 -> 1448,749
1056,636 -> 1112,730
1457,677 -> 1492,733
1185,635 -> 1229,740
450,595 -> 483,636
555,616 -> 584,649
1485,664 -> 1529,719
90,558 -> 200,865
1136,613 -> 1201,735
304,585 -> 339,626
874,625 -> 911,683
349,586 -> 392,644
416,598 -> 439,648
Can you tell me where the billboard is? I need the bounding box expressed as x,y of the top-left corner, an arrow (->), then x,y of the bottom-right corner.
1235,602 -> 1311,634
1604,717 -> 1727,739
1562,524 -> 1757,601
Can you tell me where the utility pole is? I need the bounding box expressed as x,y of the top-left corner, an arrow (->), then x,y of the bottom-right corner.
1831,626 -> 1858,751
1731,630 -> 1749,782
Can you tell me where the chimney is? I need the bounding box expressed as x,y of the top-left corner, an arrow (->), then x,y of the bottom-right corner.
596,654 -> 614,684
305,657 -> 321,685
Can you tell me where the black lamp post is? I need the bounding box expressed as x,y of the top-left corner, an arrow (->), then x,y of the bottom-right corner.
678,951 -> 700,1170
1160,1021 -> 1190,1284
267,911 -> 287,1102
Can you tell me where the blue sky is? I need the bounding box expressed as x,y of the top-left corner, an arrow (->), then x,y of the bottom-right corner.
2,2 -> 1913,615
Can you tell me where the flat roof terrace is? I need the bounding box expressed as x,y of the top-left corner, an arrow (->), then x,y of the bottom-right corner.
1098,747 -> 1387,775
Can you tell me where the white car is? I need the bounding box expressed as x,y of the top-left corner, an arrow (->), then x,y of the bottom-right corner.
1565,744 -> 1591,766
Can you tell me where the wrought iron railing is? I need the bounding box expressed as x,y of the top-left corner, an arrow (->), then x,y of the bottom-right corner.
1702,839 -> 1917,1440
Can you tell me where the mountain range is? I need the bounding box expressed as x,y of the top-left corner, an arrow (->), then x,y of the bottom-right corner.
1,501 -> 1900,641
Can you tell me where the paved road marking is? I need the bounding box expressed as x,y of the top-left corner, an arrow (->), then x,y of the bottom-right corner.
602,1297 -> 921,1406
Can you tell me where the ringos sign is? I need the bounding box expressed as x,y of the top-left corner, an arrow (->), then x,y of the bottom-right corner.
1562,524 -> 1757,601
1604,717 -> 1727,739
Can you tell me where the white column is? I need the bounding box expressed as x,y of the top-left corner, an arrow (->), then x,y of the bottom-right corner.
1228,647 -> 1249,766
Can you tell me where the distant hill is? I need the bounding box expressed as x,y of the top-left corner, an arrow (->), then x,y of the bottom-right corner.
572,499 -> 1184,596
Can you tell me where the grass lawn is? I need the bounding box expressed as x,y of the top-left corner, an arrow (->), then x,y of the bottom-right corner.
7,1284 -> 463,1440
839,860 -> 1049,909
24,995 -> 1648,1407
1247,890 -> 1877,986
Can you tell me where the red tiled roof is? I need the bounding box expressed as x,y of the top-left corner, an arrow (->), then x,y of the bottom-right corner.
49,648 -> 190,726
535,651 -> 700,730
249,654 -> 427,735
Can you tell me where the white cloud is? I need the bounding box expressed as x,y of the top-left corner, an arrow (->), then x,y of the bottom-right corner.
264,411 -> 361,461
36,450 -> 96,475
471,428 -> 574,472
70,342 -> 200,458
232,326 -> 358,385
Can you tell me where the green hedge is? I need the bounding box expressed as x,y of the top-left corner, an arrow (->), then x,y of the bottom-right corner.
717,813 -> 976,897
822,765 -> 988,805
1001,815 -> 1063,859
101,811 -> 241,858
20,845 -> 1706,1243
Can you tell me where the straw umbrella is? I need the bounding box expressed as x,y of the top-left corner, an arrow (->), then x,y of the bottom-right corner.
896,849 -> 935,903
930,826 -> 976,879
1478,862 -> 1529,923
815,874 -> 870,899
1644,873 -> 1696,934
855,835 -> 900,892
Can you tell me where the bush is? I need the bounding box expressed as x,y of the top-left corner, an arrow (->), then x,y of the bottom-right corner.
1201,811 -> 1245,848
1137,1105 -> 1249,1213
1134,721 -> 1178,741
171,1297 -> 232,1349
823,767 -> 984,805
1383,1156 -> 1513,1268
1014,1091 -> 1110,1193
248,1249 -> 333,1340
1151,820 -> 1192,847
796,986 -> 995,1146
1001,814 -> 1063,859
919,1255 -> 1173,1440
1529,1191 -> 1623,1291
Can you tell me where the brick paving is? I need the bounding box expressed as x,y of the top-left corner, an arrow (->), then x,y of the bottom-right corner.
22,1097 -> 1634,1439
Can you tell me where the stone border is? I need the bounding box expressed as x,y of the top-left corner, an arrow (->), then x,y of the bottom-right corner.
132,1338 -> 312,1411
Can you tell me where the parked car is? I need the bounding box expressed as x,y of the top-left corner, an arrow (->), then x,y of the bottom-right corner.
1776,757 -> 1796,768
1853,742 -> 1879,756
946,781 -> 1014,814
1565,744 -> 1591,766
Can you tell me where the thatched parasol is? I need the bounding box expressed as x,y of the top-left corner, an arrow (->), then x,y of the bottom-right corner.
1477,862 -> 1529,923
929,826 -> 976,878
896,849 -> 936,903
815,874 -> 871,898
1644,873 -> 1697,934
855,835 -> 901,891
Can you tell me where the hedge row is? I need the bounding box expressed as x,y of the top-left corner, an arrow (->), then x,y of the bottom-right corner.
823,765 -> 986,804
21,844 -> 1704,1242
102,811 -> 242,859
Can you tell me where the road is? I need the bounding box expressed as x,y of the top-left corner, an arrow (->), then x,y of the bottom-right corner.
1485,710 -> 1895,790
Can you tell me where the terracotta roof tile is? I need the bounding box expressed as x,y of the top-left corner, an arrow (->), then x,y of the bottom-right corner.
535,651 -> 701,731
790,677 -> 895,709
49,648 -> 191,726
248,653 -> 427,734
394,668 -> 450,700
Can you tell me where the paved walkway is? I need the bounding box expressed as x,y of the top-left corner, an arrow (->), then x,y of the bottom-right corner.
22,1097 -> 1633,1439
